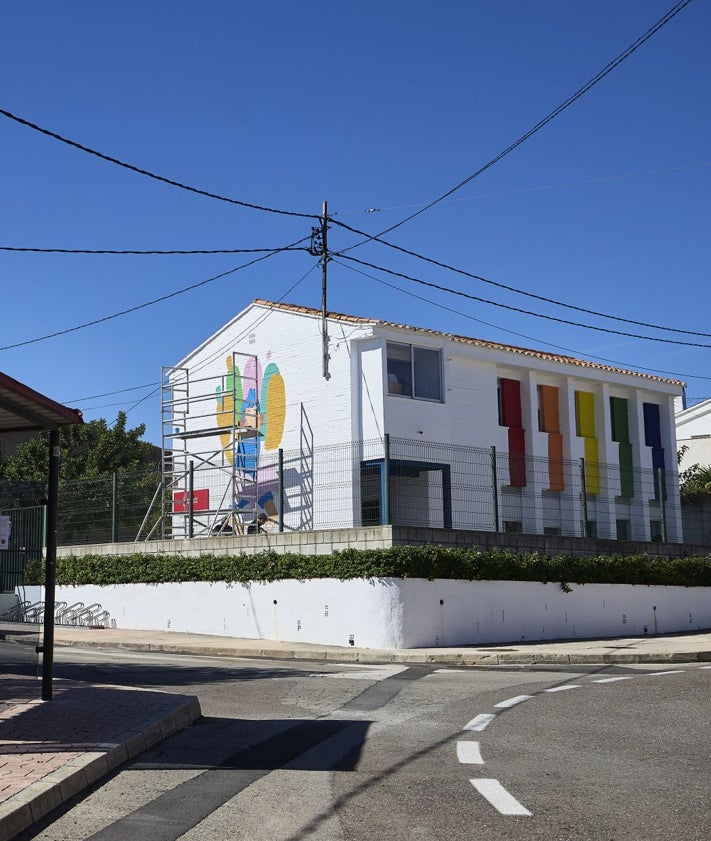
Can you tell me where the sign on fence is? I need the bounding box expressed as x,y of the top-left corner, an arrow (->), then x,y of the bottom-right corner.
174,489 -> 210,513
0,516 -> 10,549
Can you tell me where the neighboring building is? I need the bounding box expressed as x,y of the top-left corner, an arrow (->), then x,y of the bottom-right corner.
675,397 -> 711,472
162,299 -> 684,543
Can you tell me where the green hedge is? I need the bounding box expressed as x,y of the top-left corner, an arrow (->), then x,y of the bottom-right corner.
23,546 -> 711,588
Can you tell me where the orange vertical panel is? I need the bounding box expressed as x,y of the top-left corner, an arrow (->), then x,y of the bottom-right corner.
539,385 -> 560,433
547,432 -> 565,491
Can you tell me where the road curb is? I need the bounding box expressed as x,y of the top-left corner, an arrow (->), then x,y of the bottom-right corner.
52,637 -> 711,667
0,696 -> 201,841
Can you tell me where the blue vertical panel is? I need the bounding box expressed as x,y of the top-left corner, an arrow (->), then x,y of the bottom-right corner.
643,403 -> 662,448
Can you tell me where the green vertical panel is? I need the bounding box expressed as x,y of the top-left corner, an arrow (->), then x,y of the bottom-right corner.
610,397 -> 630,443
575,391 -> 596,438
619,442 -> 634,498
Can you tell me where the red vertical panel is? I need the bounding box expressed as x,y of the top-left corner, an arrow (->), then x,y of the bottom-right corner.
501,379 -> 522,428
508,427 -> 527,487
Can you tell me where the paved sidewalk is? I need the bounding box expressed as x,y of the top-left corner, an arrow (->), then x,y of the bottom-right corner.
1,626 -> 710,841
0,672 -> 200,841
53,625 -> 711,666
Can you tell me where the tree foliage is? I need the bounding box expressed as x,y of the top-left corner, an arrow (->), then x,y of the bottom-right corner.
678,445 -> 711,503
0,412 -> 158,483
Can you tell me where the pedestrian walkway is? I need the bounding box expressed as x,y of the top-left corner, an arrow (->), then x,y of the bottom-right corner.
1,626 -> 710,841
0,670 -> 199,841
53,624 -> 711,665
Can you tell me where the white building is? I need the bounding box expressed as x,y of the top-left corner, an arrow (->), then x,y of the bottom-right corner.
162,299 -> 684,543
676,397 -> 711,472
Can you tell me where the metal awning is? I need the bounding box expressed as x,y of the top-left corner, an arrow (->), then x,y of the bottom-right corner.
0,371 -> 83,433
0,370 -> 82,701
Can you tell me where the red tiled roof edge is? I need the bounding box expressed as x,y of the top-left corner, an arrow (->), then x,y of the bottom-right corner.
251,299 -> 684,387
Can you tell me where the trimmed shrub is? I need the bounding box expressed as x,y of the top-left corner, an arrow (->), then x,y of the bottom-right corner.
23,547 -> 711,588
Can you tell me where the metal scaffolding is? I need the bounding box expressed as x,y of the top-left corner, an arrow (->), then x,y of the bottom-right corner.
149,352 -> 262,538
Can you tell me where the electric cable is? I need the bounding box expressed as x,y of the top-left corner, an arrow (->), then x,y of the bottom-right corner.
0,106 -> 317,220
0,245 -> 308,255
337,0 -> 694,247
334,161 -> 711,216
336,253 -> 711,349
332,217 -> 711,339
334,257 -> 711,382
0,236 -> 309,352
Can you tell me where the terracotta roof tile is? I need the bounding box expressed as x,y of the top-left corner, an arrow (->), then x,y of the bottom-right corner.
252,299 -> 684,387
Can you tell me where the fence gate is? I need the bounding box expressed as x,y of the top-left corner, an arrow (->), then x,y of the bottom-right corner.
0,506 -> 45,593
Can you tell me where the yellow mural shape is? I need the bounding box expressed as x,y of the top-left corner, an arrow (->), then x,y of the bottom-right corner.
264,370 -> 286,450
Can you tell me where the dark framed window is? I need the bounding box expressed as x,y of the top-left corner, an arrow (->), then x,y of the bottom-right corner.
386,342 -> 442,401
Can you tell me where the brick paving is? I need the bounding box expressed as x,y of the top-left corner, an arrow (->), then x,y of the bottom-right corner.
0,673 -> 200,841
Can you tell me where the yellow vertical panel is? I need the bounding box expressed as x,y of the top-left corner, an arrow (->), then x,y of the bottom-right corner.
584,437 -> 600,495
575,391 -> 596,438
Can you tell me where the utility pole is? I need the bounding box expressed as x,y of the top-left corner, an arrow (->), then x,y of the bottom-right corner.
309,200 -> 330,380
320,200 -> 330,380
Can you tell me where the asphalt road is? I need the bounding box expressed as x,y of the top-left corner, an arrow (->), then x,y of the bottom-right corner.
17,647 -> 711,841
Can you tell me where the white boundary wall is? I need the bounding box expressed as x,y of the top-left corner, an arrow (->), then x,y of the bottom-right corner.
22,578 -> 711,649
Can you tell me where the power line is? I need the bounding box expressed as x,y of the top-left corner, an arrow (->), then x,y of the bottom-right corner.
332,217 -> 711,339
339,0 -> 694,247
64,382 -> 159,403
0,245 -> 308,255
335,161 -> 711,216
0,237 -> 308,352
334,257 -> 711,382
0,106 -> 317,220
336,253 -> 711,349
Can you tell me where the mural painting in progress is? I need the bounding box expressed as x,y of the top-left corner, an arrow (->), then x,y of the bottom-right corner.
215,352 -> 286,521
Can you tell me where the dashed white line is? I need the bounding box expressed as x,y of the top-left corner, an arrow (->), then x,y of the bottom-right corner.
645,670 -> 686,676
456,741 -> 484,764
463,713 -> 497,732
495,694 -> 532,709
470,779 -> 532,816
544,684 -> 581,693
700,665 -> 711,670
592,676 -> 635,683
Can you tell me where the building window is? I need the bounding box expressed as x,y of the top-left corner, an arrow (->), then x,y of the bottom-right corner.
386,342 -> 442,401
616,519 -> 630,540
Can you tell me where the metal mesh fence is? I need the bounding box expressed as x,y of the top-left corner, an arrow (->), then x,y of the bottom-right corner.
1,438 -> 709,546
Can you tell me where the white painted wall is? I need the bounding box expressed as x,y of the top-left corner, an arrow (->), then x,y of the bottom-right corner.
32,577 -> 711,649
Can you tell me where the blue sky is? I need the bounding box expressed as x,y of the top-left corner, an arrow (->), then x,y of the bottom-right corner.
1,1 -> 709,445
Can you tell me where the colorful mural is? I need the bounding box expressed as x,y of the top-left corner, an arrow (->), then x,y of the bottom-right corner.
215,353 -> 286,520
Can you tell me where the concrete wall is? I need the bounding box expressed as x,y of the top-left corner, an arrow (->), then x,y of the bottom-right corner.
56,524 -> 707,561
26,577 -> 711,649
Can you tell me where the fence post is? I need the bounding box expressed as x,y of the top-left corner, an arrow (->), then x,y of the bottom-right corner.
658,467 -> 667,542
188,461 -> 195,539
383,434 -> 391,526
490,446 -> 499,533
111,472 -> 118,543
278,448 -> 284,533
580,457 -> 588,537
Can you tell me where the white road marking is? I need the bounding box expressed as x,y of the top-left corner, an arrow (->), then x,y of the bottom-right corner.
306,665 -> 407,680
495,694 -> 532,708
645,670 -> 686,676
470,779 -> 532,816
464,713 -> 497,732
700,665 -> 711,670
544,684 -> 581,693
592,676 -> 635,683
456,741 -> 484,764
